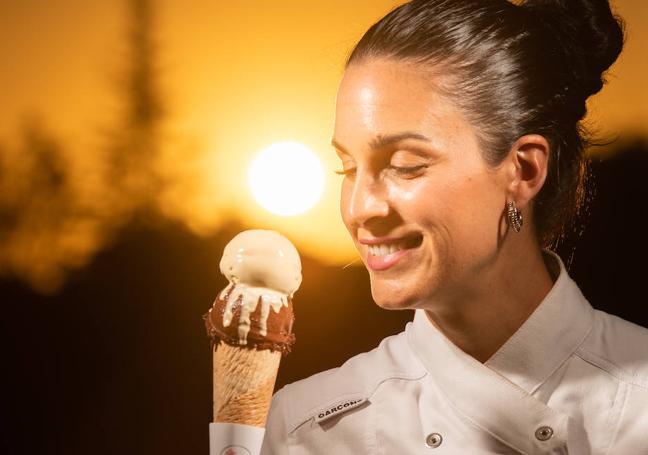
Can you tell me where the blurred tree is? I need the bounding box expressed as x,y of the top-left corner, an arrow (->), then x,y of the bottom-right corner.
0,0 -> 169,293
0,120 -> 109,293
106,0 -> 165,218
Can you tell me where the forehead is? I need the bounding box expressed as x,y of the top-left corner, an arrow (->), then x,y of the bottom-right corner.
334,58 -> 464,142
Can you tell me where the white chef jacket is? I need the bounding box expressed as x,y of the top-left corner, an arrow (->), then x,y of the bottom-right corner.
260,252 -> 648,454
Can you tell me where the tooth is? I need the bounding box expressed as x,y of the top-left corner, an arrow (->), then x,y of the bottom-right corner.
388,245 -> 396,255
378,245 -> 386,256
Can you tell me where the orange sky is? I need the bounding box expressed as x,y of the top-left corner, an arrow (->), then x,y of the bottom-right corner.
1,0 -> 647,273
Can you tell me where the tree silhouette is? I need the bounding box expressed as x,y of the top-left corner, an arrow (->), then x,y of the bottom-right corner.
106,0 -> 165,217
0,120 -> 107,293
0,0 -> 169,292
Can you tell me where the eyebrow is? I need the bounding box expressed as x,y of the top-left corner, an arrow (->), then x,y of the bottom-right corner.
331,132 -> 432,156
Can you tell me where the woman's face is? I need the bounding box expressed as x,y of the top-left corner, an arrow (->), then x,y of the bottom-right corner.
333,58 -> 510,310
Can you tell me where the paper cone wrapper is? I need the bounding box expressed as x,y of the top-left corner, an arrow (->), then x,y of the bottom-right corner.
213,341 -> 282,427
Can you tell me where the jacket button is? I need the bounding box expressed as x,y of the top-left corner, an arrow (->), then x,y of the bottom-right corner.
425,432 -> 443,448
535,426 -> 554,441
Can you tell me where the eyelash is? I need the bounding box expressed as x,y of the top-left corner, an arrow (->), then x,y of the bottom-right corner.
388,165 -> 427,175
334,165 -> 427,176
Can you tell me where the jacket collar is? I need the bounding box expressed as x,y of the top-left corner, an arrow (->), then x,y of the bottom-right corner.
407,250 -> 594,454
484,250 -> 595,394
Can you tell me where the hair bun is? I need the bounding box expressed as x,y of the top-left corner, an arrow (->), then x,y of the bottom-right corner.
522,0 -> 624,99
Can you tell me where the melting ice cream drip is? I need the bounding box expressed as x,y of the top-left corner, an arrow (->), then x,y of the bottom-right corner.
219,283 -> 289,345
215,229 -> 301,347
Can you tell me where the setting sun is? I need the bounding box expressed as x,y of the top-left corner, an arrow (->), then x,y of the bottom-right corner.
248,141 -> 325,216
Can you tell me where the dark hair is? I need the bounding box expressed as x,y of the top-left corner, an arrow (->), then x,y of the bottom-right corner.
346,0 -> 624,247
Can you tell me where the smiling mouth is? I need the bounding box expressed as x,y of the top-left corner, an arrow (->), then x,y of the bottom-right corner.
366,234 -> 423,257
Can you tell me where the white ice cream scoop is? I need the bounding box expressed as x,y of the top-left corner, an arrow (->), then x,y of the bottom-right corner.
217,230 -> 302,345
219,229 -> 302,296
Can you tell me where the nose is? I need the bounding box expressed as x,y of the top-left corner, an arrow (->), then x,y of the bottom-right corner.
346,171 -> 390,227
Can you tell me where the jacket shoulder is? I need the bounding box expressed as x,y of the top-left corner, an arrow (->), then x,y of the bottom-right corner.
578,310 -> 648,389
270,326 -> 426,434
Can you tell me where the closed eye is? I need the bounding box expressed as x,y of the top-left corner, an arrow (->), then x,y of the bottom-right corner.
334,168 -> 356,176
388,164 -> 427,175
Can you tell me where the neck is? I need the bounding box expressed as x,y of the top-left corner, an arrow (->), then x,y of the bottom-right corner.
424,234 -> 554,363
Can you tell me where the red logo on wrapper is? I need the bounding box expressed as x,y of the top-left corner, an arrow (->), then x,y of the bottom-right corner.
220,446 -> 251,455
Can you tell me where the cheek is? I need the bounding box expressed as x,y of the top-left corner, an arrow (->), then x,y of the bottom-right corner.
387,177 -> 451,223
391,170 -> 502,234
439,174 -> 504,248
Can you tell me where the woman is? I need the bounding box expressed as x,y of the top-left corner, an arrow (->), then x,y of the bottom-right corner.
263,0 -> 648,453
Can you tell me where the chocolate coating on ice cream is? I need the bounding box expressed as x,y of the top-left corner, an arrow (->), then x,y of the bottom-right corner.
204,284 -> 296,354
204,230 -> 301,355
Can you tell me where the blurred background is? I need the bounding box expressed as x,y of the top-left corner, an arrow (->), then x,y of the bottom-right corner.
1,0 -> 646,453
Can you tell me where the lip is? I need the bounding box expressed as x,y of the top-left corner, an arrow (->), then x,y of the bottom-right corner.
361,232 -> 423,271
366,248 -> 412,271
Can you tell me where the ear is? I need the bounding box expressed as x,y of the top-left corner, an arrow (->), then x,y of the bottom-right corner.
505,134 -> 550,210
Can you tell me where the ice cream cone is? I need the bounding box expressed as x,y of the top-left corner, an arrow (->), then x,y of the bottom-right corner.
212,341 -> 282,427
206,230 -> 301,433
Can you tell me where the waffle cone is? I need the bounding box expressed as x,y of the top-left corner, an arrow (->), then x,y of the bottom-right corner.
212,341 -> 281,427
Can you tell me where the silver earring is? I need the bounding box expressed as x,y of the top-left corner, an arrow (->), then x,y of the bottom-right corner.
507,201 -> 523,233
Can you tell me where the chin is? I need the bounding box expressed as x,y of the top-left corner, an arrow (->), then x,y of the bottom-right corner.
370,287 -> 420,311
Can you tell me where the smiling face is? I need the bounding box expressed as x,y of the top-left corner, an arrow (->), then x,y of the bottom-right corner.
333,58 -> 510,310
